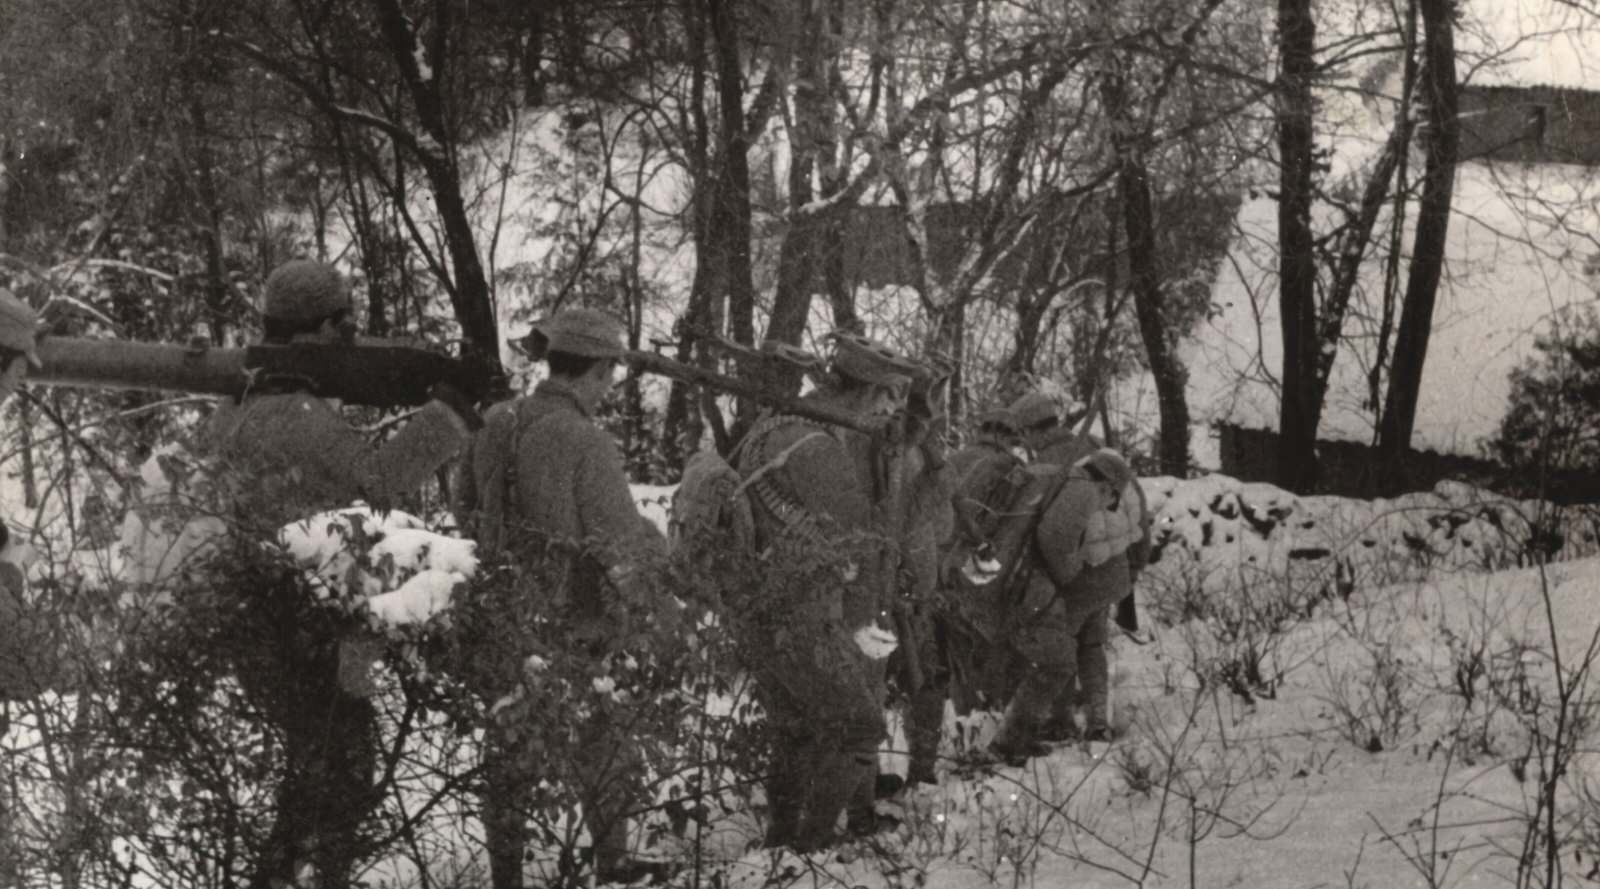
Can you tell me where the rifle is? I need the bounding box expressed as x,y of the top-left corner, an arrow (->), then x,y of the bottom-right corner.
622,348 -> 878,434
29,335 -> 882,433
30,335 -> 498,408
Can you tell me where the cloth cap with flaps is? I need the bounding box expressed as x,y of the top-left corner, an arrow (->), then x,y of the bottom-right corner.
828,331 -> 921,387
1078,447 -> 1135,491
1008,391 -> 1059,429
516,308 -> 627,360
976,407 -> 1019,434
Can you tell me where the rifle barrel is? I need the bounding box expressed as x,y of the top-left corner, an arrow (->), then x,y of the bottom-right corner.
622,350 -> 875,433
34,337 -> 248,399
31,336 -> 472,408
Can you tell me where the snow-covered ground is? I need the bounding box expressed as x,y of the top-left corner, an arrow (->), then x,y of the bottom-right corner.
10,473 -> 1600,887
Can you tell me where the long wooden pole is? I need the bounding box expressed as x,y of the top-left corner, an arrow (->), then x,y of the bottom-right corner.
623,349 -> 875,433
29,336 -> 879,433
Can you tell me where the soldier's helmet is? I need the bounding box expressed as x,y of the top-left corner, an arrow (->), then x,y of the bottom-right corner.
1008,391 -> 1059,429
0,289 -> 42,368
517,307 -> 626,360
976,407 -> 1019,435
264,260 -> 351,323
1079,447 -> 1135,492
829,331 -> 921,389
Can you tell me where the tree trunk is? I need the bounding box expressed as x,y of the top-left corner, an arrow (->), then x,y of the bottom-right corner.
664,0 -> 715,468
372,0 -> 501,372
1275,0 -> 1319,493
183,89 -> 232,347
1098,46 -> 1191,476
1117,154 -> 1191,476
1314,117 -> 1408,416
711,0 -> 757,351
760,0 -> 834,401
1376,0 -> 1459,487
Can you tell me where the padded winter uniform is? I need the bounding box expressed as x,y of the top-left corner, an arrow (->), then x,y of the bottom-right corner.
192,260 -> 472,889
455,375 -> 665,887
892,442 -> 957,787
736,403 -> 888,851
993,451 -> 1150,753
201,385 -> 469,889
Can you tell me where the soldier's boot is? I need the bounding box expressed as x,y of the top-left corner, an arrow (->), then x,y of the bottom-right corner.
988,683 -> 1053,765
1078,615 -> 1113,740
763,750 -> 804,849
845,751 -> 888,837
588,818 -> 632,884
906,683 -> 946,785
483,779 -> 532,889
1038,683 -> 1081,742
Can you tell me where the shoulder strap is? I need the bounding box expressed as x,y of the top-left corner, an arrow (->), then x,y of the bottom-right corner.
997,465 -> 1081,600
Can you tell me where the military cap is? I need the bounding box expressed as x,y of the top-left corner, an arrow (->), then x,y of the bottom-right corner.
517,307 -> 626,360
1008,391 -> 1059,429
976,407 -> 1019,433
0,288 -> 42,368
1079,447 -> 1135,491
829,331 -> 920,387
264,260 -> 351,323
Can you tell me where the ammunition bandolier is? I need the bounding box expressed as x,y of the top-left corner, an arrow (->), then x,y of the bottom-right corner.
733,410 -> 886,851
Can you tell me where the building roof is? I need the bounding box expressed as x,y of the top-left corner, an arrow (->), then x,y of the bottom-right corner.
1187,160 -> 1600,457
1457,0 -> 1600,91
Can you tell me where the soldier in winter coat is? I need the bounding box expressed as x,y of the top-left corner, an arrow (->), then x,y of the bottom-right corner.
454,307 -> 666,888
200,260 -> 478,889
734,332 -> 918,851
990,448 -> 1151,761
881,365 -> 958,792
890,408 -> 1020,786
0,288 -> 44,886
0,288 -> 50,703
1005,391 -> 1144,742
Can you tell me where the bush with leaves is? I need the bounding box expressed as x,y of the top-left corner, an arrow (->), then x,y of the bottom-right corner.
1493,306 -> 1600,483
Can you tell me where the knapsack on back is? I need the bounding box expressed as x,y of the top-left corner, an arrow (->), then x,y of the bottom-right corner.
962,450 -> 1028,546
669,449 -> 755,559
954,463 -> 1076,634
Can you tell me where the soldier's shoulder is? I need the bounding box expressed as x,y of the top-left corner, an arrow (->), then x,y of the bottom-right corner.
753,414 -> 834,447
205,392 -> 331,453
483,398 -> 519,423
740,415 -> 837,466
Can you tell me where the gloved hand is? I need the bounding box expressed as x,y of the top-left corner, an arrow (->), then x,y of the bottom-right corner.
429,382 -> 484,432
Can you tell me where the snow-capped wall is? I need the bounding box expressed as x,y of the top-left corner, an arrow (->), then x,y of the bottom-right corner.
1140,473 -> 1600,596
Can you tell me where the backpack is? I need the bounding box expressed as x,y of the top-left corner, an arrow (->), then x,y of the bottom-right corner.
952,462 -> 1076,638
967,453 -> 1028,544
669,449 -> 755,559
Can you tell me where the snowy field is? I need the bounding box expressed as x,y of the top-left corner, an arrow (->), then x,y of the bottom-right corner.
7,473 -> 1600,887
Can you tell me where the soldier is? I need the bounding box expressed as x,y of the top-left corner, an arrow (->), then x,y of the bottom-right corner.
734,332 -> 916,850
454,307 -> 666,888
1,288 -> 48,700
889,408 -> 1020,786
1,288 -> 44,886
0,288 -> 39,406
881,364 -> 956,794
201,259 -> 479,889
989,448 -> 1150,762
1006,390 -> 1144,741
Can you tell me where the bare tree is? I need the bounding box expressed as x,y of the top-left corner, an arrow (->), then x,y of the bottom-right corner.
1374,0 -> 1460,488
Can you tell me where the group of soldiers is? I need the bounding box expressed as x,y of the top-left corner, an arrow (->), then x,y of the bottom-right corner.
0,261 -> 1151,887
